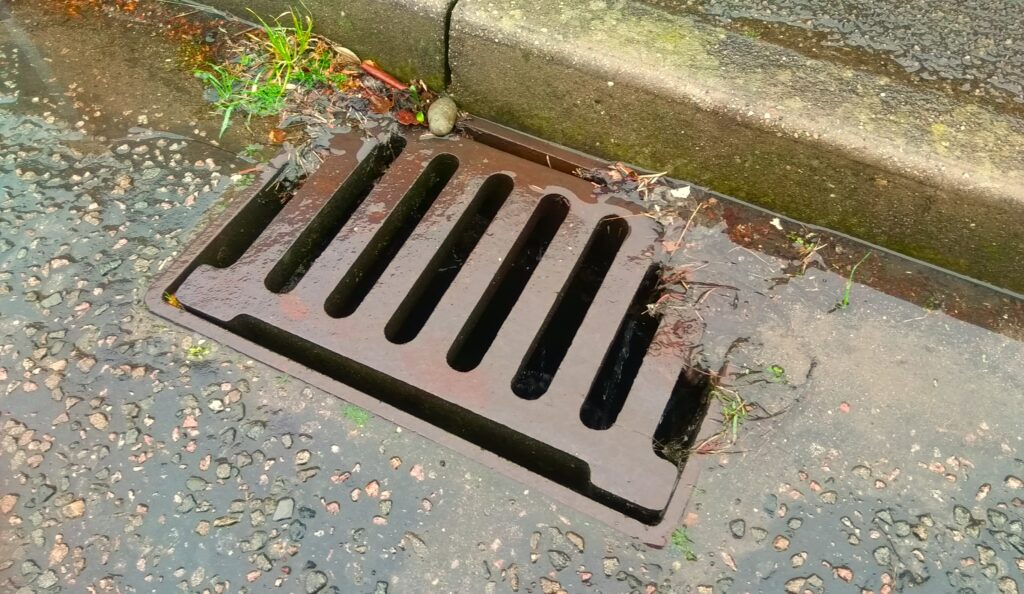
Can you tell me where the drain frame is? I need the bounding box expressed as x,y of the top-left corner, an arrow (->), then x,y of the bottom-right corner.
146,118 -> 718,545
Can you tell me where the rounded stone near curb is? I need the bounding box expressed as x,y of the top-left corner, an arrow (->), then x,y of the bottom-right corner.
427,97 -> 457,136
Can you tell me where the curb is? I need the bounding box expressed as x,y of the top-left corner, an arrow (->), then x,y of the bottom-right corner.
202,0 -> 1024,292
449,0 -> 1024,292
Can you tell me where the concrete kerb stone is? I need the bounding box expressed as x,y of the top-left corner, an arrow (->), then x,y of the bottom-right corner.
198,0 -> 1023,292
203,0 -> 452,90
448,0 -> 1024,292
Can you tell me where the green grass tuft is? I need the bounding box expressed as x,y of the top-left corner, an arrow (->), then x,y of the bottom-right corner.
194,9 -> 349,136
766,364 -> 786,383
713,388 -> 748,439
342,404 -> 371,427
837,252 -> 872,310
670,527 -> 697,561
185,344 -> 211,361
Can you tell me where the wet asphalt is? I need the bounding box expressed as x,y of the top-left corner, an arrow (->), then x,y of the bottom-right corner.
2,3 -> 1024,594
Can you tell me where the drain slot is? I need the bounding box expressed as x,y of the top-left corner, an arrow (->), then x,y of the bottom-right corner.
264,138 -> 406,293
385,174 -> 514,344
325,154 -> 460,318
580,266 -> 662,429
654,372 -> 711,467
447,194 -> 569,372
512,216 -> 630,399
194,170 -> 291,271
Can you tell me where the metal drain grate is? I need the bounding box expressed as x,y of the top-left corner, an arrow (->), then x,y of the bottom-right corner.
148,120 -> 714,543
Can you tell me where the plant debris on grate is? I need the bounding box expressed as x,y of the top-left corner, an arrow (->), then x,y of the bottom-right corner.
148,119 -> 715,543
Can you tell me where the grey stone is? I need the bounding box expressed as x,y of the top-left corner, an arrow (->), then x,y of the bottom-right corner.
427,97 -> 457,136
186,477 -> 208,491
36,570 -> 58,588
305,570 -> 328,593
988,508 -> 1008,528
548,550 -> 570,571
20,560 -> 40,576
254,553 -> 272,572
39,293 -> 62,308
273,497 -> 294,521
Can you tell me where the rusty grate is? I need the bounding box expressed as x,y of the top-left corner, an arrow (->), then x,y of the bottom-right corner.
148,120 -> 714,543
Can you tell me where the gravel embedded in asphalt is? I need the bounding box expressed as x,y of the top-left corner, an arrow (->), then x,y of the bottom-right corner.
2,3 -> 1024,594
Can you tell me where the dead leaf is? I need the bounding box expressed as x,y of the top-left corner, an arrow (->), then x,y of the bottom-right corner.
163,292 -> 183,310
341,72 -> 364,91
329,43 -> 361,65
613,162 -> 636,178
395,110 -> 419,126
367,93 -> 394,114
721,551 -> 738,572
268,129 -> 286,144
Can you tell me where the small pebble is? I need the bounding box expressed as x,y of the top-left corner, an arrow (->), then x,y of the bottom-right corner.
874,546 -> 892,565
427,97 -> 457,136
304,570 -> 328,593
88,412 -> 108,429
61,499 -> 85,519
773,535 -> 790,551
273,497 -> 294,520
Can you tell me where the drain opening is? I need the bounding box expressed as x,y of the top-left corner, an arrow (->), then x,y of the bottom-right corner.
385,174 -> 514,344
512,216 -> 630,399
264,137 -> 406,294
654,371 -> 711,467
447,194 -> 570,372
579,265 -> 663,428
325,154 -> 460,318
192,169 -> 292,271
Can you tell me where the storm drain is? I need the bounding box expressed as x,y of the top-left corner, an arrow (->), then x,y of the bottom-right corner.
149,120 -> 713,543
